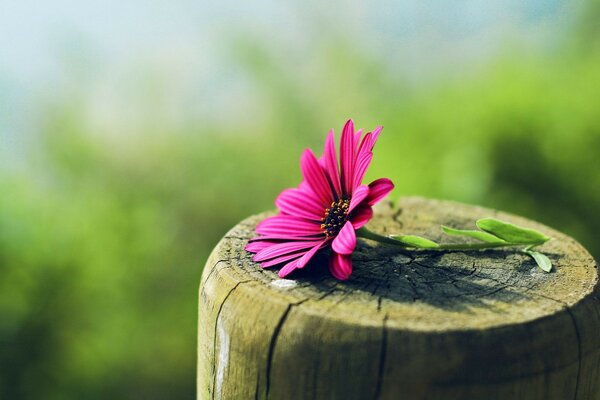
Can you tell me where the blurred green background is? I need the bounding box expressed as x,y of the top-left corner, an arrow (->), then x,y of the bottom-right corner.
1,1 -> 599,398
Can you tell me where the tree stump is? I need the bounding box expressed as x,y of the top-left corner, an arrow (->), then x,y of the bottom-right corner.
197,197 -> 600,400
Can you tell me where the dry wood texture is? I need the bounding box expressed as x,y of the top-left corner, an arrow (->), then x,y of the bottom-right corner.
197,197 -> 600,400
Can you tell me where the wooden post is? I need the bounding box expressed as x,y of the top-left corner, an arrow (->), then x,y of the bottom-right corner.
198,197 -> 600,400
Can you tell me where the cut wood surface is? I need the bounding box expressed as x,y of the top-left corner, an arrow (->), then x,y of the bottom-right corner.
197,197 -> 600,400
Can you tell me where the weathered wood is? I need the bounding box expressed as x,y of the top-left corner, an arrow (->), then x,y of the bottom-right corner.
197,197 -> 600,400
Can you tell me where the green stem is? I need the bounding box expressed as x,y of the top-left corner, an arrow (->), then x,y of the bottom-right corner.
356,227 -> 540,251
355,227 -> 405,246
435,243 -> 524,250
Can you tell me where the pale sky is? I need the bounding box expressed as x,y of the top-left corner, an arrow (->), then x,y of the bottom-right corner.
0,0 -> 577,164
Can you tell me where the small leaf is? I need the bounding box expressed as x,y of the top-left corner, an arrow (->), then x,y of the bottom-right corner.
525,250 -> 553,272
390,235 -> 439,249
441,226 -> 506,244
476,218 -> 551,245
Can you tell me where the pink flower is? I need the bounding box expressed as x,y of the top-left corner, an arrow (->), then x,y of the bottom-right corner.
245,119 -> 394,280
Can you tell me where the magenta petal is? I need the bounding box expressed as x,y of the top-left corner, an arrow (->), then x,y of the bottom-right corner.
276,188 -> 324,221
370,126 -> 383,144
365,178 -> 394,206
296,241 -> 324,269
278,241 -> 323,277
298,181 -> 313,193
355,132 -> 372,161
352,151 -> 373,191
322,130 -> 342,198
253,240 -> 323,262
351,205 -> 373,229
328,252 -> 353,280
278,258 -> 301,277
331,221 -> 356,255
297,182 -> 329,209
353,128 -> 363,152
354,126 -> 382,163
261,252 -> 303,268
340,119 -> 355,195
348,185 -> 370,213
301,149 -> 334,206
256,215 -> 322,236
249,234 -> 322,242
245,241 -> 272,253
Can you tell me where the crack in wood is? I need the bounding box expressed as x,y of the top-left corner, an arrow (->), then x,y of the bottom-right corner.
211,279 -> 252,399
373,314 -> 388,400
254,373 -> 260,400
265,298 -> 310,399
565,307 -> 582,400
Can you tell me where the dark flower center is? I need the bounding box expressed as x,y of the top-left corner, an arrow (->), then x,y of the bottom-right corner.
320,198 -> 350,237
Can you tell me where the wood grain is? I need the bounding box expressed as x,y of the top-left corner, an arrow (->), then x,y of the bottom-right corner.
197,197 -> 600,400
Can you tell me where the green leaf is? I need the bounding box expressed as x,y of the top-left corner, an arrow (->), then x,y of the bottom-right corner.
476,218 -> 551,245
441,226 -> 506,244
525,250 -> 553,272
390,235 -> 439,249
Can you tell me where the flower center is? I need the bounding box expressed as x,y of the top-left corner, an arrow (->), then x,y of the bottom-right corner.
320,198 -> 350,237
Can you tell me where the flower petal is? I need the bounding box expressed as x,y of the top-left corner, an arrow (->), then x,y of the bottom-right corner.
322,130 -> 342,198
331,221 -> 356,255
352,151 -> 373,191
245,240 -> 273,253
278,259 -> 300,278
353,128 -> 364,153
278,241 -> 323,277
351,205 -> 373,229
348,185 -> 370,213
276,188 -> 324,221
370,126 -> 383,144
301,149 -> 334,207
249,234 -> 321,242
354,126 -> 382,164
340,119 -> 355,195
256,215 -> 322,236
365,178 -> 394,206
328,252 -> 353,280
253,240 -> 323,262
261,252 -> 303,268
355,132 -> 372,162
296,241 -> 324,269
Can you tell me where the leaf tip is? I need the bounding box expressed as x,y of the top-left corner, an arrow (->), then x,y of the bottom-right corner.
390,234 -> 439,249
